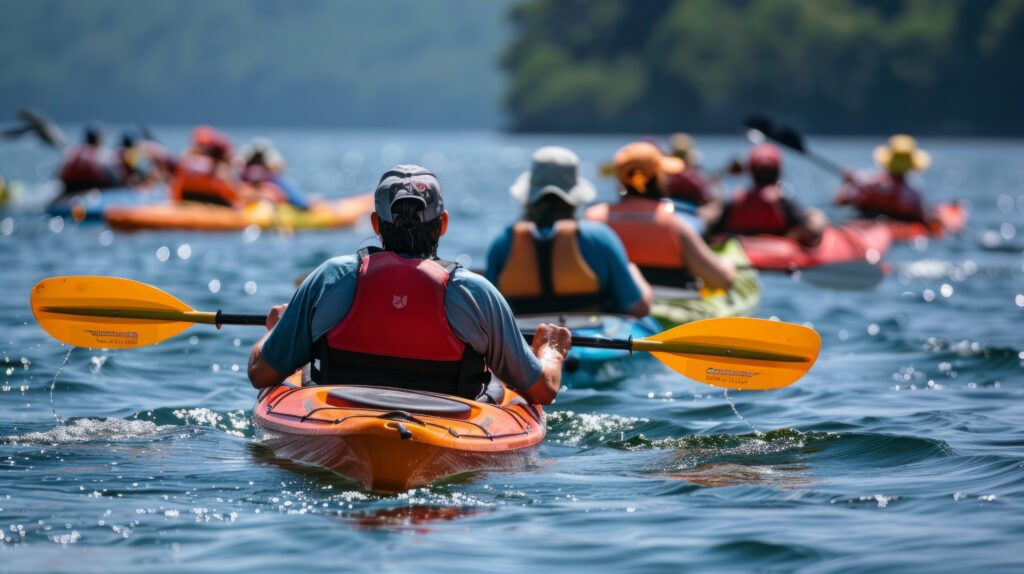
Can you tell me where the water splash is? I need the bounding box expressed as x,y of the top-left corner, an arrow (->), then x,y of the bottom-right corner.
49,347 -> 74,425
4,417 -> 163,445
724,390 -> 762,435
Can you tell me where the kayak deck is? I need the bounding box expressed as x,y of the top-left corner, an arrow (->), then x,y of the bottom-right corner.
105,193 -> 374,231
651,238 -> 760,328
855,202 -> 966,241
46,185 -> 169,221
253,374 -> 545,492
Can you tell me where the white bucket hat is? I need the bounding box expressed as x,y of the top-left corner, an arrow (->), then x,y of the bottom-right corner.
509,146 -> 596,206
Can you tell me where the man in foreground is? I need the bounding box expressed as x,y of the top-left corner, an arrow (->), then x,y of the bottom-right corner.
248,165 -> 570,405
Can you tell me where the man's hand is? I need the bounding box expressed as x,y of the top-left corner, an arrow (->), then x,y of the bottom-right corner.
531,323 -> 572,359
266,304 -> 287,330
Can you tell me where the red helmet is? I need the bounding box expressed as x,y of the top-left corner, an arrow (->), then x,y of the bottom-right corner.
749,144 -> 782,170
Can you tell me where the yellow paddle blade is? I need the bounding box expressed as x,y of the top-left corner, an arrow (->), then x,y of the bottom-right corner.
637,317 -> 820,390
31,276 -> 199,348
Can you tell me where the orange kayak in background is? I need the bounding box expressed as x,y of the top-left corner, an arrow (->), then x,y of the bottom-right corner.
855,202 -> 966,242
733,222 -> 892,271
105,193 -> 374,232
253,374 -> 545,492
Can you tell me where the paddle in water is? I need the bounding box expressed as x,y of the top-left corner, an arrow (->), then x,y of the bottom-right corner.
31,276 -> 821,391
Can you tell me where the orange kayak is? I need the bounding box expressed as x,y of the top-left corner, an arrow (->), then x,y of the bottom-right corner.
105,194 -> 373,232
253,374 -> 545,492
856,202 -> 966,242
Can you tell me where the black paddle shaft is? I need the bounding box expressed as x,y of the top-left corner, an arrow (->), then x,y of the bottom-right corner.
521,329 -> 633,351
215,311 -> 268,326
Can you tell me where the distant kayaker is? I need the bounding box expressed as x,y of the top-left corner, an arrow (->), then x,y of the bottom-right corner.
836,134 -> 930,222
236,138 -> 311,209
57,123 -> 120,195
713,144 -> 827,246
116,128 -> 159,187
584,142 -> 736,289
486,146 -> 654,317
170,125 -> 239,206
248,165 -> 572,406
665,133 -> 720,207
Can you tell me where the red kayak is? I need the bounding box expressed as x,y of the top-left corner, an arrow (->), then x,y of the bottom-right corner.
734,223 -> 892,271
855,202 -> 966,242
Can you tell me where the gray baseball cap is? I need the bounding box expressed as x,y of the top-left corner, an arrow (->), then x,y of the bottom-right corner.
509,146 -> 596,207
374,164 -> 445,222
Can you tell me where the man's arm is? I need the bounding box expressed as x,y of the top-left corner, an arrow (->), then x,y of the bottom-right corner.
675,220 -> 735,289
521,323 -> 571,405
248,305 -> 289,389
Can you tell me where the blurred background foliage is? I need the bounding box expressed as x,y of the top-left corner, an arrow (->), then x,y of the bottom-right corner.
0,0 -> 511,128
503,0 -> 1024,134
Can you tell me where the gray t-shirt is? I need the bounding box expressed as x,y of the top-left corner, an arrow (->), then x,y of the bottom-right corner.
259,253 -> 542,391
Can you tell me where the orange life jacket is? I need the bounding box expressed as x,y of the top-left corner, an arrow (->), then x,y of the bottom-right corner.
722,185 -> 791,235
311,250 -> 488,398
170,152 -> 239,207
496,220 -> 603,314
585,196 -> 691,285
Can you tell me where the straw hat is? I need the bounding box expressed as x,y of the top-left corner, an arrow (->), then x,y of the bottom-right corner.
613,142 -> 685,193
874,135 -> 931,174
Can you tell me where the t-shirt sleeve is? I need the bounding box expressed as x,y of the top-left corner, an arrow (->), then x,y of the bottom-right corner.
259,255 -> 358,375
578,221 -> 643,314
445,269 -> 542,391
484,227 -> 513,284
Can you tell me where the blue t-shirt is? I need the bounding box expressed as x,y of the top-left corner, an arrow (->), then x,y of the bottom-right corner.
485,219 -> 643,314
260,254 -> 542,392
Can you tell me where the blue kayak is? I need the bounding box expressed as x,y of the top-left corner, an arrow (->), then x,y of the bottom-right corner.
516,313 -> 662,386
46,185 -> 169,221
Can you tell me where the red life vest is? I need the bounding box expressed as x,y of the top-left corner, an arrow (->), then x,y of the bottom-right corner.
496,220 -> 603,314
170,152 -> 238,206
59,147 -> 113,190
843,173 -> 925,221
312,250 -> 488,398
722,185 -> 790,235
585,196 -> 692,287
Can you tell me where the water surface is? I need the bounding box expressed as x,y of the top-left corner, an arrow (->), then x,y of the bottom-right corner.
1,129 -> 1022,572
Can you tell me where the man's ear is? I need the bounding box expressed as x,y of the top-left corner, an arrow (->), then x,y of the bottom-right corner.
439,211 -> 449,237
371,212 -> 381,234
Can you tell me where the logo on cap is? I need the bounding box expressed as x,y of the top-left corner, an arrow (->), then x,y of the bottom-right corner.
392,295 -> 408,309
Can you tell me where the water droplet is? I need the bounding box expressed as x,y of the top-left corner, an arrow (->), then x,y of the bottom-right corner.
176,244 -> 192,260
867,323 -> 880,336
242,225 -> 261,243
1000,222 -> 1016,240
1015,294 -> 1024,308
922,289 -> 935,302
188,336 -> 199,346
940,284 -> 954,298
155,246 -> 170,262
998,194 -> 1014,213
98,230 -> 113,246
208,279 -> 221,294
0,218 -> 13,236
48,216 -> 65,234
232,338 -> 241,347
865,248 -> 880,264
838,329 -> 849,341
243,281 -> 258,295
